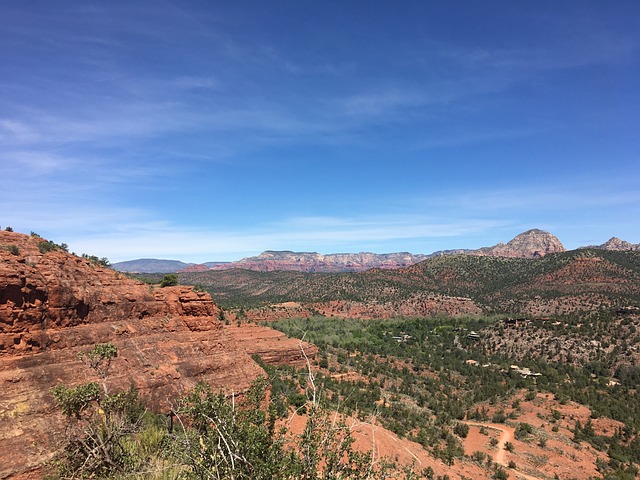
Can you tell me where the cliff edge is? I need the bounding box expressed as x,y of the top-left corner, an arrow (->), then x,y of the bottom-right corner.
0,231 -> 314,479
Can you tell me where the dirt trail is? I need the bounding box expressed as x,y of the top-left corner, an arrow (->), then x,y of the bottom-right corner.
463,422 -> 541,480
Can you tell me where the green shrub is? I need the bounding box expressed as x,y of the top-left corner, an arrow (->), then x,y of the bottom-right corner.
453,422 -> 470,438
51,382 -> 101,418
515,422 -> 533,440
7,245 -> 19,255
38,240 -> 58,253
472,451 -> 486,463
491,409 -> 507,423
81,254 -> 111,268
493,466 -> 509,480
160,274 -> 178,287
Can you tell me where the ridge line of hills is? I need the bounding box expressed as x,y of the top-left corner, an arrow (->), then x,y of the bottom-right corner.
113,229 -> 640,273
179,246 -> 640,316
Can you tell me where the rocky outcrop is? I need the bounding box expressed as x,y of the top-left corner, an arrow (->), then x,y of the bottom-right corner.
589,237 -> 640,251
0,231 -> 313,479
226,323 -> 318,366
179,263 -> 211,272
471,229 -> 566,259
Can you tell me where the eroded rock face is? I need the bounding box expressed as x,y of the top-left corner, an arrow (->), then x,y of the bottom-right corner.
226,323 -> 318,366
0,231 -> 312,479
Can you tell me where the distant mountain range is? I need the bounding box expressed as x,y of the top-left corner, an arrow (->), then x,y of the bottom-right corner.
111,229 -> 639,273
111,258 -> 190,273
111,258 -> 229,273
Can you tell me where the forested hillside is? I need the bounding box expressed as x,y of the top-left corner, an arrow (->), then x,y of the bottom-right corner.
178,249 -> 640,315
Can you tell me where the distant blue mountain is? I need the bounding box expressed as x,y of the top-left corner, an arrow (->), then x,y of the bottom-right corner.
111,258 -> 192,273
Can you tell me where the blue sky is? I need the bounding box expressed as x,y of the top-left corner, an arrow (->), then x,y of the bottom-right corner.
1,1 -> 639,262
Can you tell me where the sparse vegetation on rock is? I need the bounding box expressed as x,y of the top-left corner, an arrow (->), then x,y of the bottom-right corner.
49,344 -> 419,479
81,253 -> 111,267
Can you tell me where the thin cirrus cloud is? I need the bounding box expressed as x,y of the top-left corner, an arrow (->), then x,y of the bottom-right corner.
437,184 -> 640,213
4,150 -> 79,174
4,25 -> 625,157
0,119 -> 41,145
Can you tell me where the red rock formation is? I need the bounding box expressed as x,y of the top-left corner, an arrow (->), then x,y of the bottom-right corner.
0,231 -> 313,479
178,263 -> 211,272
226,323 -> 317,366
208,250 -> 430,273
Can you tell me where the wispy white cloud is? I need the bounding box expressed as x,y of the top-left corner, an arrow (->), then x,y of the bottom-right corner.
173,76 -> 220,90
0,119 -> 41,144
440,17 -> 639,73
341,89 -> 431,117
435,183 -> 640,212
4,150 -> 78,174
411,127 -> 542,150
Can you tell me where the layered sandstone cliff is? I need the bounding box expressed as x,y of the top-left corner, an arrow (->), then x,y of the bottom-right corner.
206,250 -> 430,273
0,231 -> 313,479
